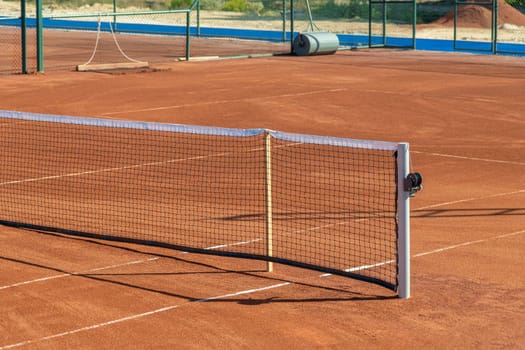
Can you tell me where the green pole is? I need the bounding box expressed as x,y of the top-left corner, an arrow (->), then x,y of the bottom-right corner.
113,0 -> 117,32
185,11 -> 190,61
382,0 -> 386,46
21,0 -> 27,73
197,0 -> 201,37
412,0 -> 417,49
282,0 -> 286,42
453,1 -> 457,50
36,0 -> 43,72
368,0 -> 372,47
492,0 -> 497,54
290,0 -> 294,53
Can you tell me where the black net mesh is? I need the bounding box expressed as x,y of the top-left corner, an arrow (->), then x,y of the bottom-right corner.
0,111 -> 399,290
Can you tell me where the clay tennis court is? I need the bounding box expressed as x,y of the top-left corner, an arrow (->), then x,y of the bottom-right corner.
0,49 -> 524,348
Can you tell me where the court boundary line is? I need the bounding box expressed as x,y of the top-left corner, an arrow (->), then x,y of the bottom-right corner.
0,257 -> 160,290
0,152 -> 236,187
100,89 -> 347,117
412,150 -> 525,166
0,237 -> 263,291
415,189 -> 524,210
0,142 -> 301,187
1,227 -> 524,349
412,228 -> 525,258
5,133 -> 518,189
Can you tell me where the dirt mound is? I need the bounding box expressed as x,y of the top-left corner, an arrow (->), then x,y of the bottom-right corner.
434,0 -> 525,28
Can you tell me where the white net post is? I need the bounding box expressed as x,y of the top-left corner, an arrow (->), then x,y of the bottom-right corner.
397,143 -> 411,299
265,131 -> 273,273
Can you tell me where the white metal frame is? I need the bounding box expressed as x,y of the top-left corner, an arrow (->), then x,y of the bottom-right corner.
397,143 -> 411,299
265,131 -> 273,273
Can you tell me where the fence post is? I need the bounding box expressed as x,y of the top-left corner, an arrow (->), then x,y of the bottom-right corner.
36,0 -> 43,72
21,0 -> 27,73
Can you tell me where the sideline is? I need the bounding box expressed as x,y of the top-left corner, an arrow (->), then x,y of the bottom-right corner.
0,258 -> 160,290
412,150 -> 525,166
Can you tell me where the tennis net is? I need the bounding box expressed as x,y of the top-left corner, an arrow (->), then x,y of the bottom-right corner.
0,110 -> 414,296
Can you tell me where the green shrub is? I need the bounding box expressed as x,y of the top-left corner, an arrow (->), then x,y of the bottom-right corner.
200,0 -> 224,10
249,1 -> 264,14
506,0 -> 525,7
312,0 -> 369,20
168,0 -> 193,9
222,0 -> 249,11
417,9 -> 448,24
261,0 -> 282,11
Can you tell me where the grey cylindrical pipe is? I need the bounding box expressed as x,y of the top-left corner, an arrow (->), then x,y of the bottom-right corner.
293,32 -> 339,56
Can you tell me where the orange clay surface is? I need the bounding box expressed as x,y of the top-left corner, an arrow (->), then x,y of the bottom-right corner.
0,49 -> 524,349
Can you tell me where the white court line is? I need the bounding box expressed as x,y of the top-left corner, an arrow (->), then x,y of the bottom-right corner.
412,150 -> 525,166
194,282 -> 292,302
0,141 -> 301,187
0,153 -> 229,187
203,238 -> 262,251
320,259 -> 395,278
412,229 -> 525,258
415,189 -> 525,210
0,281 -> 291,350
293,189 -> 525,235
2,227 -> 524,349
100,89 -> 347,116
0,237 -> 263,291
320,228 -> 525,277
0,257 -> 160,291
292,220 -> 351,234
181,238 -> 262,254
0,303 -> 182,350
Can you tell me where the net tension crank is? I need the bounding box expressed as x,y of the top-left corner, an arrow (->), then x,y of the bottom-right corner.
405,172 -> 423,197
